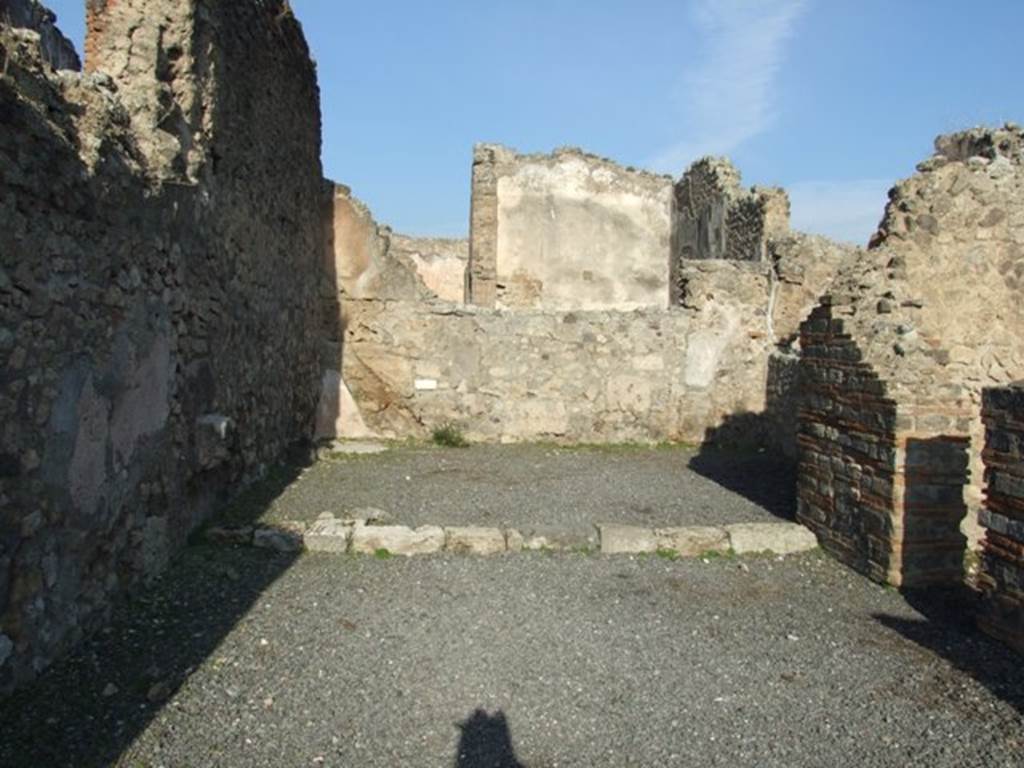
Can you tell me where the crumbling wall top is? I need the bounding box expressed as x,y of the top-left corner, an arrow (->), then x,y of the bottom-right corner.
820,123 -> 1024,405
1,0 -> 80,70
473,142 -> 674,194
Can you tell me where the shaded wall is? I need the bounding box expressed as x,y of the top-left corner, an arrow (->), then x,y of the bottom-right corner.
978,383 -> 1024,654
0,0 -> 326,693
2,0 -> 79,69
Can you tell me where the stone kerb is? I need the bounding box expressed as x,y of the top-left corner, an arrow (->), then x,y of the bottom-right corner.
206,517 -> 818,558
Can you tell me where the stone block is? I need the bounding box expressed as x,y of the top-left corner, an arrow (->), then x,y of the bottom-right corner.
505,529 -> 525,552
726,522 -> 819,555
196,414 -> 232,469
205,524 -> 254,546
445,526 -> 506,555
655,526 -> 729,556
253,522 -> 306,553
304,515 -> 353,553
350,524 -> 445,556
598,524 -> 658,554
521,526 -> 597,552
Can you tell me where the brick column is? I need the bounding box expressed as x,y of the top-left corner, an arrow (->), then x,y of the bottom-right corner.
978,383 -> 1024,653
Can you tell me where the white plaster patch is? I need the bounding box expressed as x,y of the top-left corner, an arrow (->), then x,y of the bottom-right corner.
684,309 -> 740,389
414,378 -> 439,391
69,374 -> 109,517
110,334 -> 170,466
315,369 -> 376,440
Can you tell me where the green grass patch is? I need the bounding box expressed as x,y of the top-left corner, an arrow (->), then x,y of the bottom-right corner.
656,548 -> 681,561
698,548 -> 737,561
373,548 -> 393,560
431,422 -> 469,448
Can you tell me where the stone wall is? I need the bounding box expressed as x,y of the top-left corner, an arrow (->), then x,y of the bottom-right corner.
978,383 -> 1024,654
328,170 -> 851,453
0,0 -> 326,693
326,185 -> 428,302
338,278 -> 771,444
797,125 -> 1024,587
1,0 -> 79,70
467,144 -> 673,311
670,158 -> 790,305
391,234 -> 468,304
325,185 -> 468,304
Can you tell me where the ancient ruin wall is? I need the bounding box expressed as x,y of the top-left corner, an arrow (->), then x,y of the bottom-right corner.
390,234 -> 468,303
978,383 -> 1024,654
338,257 -> 774,445
0,1 -> 326,693
670,158 -> 790,305
329,158 -> 851,452
467,144 -> 673,311
797,125 -> 1024,587
325,185 -> 467,304
2,0 -> 79,69
325,185 -> 430,302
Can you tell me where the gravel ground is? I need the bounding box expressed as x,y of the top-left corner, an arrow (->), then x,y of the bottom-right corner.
1,546 -> 1021,767
219,444 -> 795,532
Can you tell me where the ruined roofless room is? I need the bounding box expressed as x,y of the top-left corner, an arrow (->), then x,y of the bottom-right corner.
1,1 -> 1023,765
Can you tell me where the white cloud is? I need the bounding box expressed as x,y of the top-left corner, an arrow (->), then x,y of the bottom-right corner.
651,0 -> 808,173
787,178 -> 893,245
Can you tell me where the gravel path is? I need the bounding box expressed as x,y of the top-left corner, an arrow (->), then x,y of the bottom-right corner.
1,546 -> 1021,767
220,444 -> 796,532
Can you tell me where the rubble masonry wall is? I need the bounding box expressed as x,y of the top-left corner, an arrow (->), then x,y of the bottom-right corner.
797,126 -> 1024,586
0,0 -> 326,693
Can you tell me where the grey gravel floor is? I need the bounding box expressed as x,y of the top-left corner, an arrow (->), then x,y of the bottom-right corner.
221,443 -> 796,531
1,546 -> 1021,767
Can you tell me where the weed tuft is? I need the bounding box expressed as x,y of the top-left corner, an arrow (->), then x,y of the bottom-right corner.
431,422 -> 469,448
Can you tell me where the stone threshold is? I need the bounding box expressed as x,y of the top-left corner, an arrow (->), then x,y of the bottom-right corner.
205,515 -> 818,558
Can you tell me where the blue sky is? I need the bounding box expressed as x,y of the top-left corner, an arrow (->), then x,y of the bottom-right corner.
45,0 -> 1023,243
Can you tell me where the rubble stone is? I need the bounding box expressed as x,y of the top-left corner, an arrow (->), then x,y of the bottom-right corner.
253,523 -> 307,554
350,524 -> 445,557
304,516 -> 354,554
655,526 -> 729,556
598,525 -> 659,555
444,527 -> 507,555
725,523 -> 818,556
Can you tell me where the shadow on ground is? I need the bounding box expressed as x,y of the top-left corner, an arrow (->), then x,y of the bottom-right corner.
455,709 -> 525,768
874,586 -> 1024,716
687,441 -> 797,521
0,460 -> 308,768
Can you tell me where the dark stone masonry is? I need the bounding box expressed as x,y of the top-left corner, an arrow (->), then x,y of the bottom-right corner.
0,0 -> 328,692
979,383 -> 1024,652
